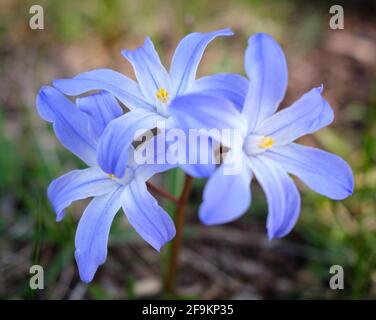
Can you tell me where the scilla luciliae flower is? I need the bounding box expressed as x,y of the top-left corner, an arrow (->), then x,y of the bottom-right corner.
199,33 -> 354,239
37,87 -> 176,282
53,29 -> 247,178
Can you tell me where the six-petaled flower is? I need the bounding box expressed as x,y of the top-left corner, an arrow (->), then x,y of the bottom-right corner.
199,33 -> 354,239
53,29 -> 247,179
37,87 -> 176,282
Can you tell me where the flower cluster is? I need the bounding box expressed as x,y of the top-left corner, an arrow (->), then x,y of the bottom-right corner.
36,29 -> 353,283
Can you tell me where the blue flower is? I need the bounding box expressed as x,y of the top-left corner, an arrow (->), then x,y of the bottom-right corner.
199,33 -> 354,239
36,86 -> 176,283
53,29 -> 248,178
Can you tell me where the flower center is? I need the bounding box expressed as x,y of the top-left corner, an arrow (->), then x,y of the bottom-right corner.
259,136 -> 274,149
244,135 -> 274,156
107,168 -> 134,186
156,88 -> 169,103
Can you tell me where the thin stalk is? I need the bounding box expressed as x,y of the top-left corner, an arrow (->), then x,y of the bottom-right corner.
163,174 -> 194,295
146,181 -> 178,203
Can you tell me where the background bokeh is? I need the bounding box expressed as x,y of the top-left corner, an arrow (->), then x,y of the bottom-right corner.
0,0 -> 375,299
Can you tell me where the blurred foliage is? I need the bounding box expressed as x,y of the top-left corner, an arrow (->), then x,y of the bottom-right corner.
297,85 -> 376,299
0,0 -> 375,299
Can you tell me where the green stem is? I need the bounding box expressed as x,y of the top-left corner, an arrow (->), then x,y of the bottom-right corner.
163,174 -> 194,295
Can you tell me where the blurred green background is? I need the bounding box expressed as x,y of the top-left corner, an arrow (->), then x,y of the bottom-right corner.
0,0 -> 375,299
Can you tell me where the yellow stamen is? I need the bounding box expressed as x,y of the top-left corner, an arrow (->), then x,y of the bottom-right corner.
259,136 -> 274,149
108,174 -> 116,180
156,88 -> 169,103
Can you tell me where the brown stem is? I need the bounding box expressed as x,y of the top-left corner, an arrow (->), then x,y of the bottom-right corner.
146,181 -> 178,203
163,174 -> 194,295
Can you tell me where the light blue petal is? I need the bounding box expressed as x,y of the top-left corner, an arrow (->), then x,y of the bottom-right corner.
243,33 -> 288,132
179,163 -> 216,179
53,68 -> 153,110
77,91 -> 123,139
75,186 -> 124,283
170,28 -> 234,96
123,177 -> 176,251
97,108 -> 166,177
131,134 -> 177,181
135,161 -> 176,183
249,156 -> 301,239
169,93 -> 248,144
48,167 -> 118,222
122,38 -> 170,103
36,86 -> 97,166
199,156 -> 252,225
156,125 -> 218,178
188,73 -> 248,111
256,87 -> 334,145
266,143 -> 354,200
177,133 -> 217,178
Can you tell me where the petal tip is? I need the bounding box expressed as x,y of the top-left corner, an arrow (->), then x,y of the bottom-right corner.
248,32 -> 274,45
144,36 -> 153,45
267,228 -> 283,240
51,79 -> 62,87
55,211 -> 65,222
199,210 -> 231,226
52,79 -> 74,93
205,28 -> 233,37
221,27 -> 234,36
334,174 -> 355,200
343,172 -> 355,198
150,232 -> 176,253
37,85 -> 55,100
79,272 -> 94,284
150,241 -> 163,252
75,249 -> 97,284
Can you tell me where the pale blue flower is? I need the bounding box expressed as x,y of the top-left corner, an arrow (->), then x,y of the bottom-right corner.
199,33 -> 354,239
36,87 -> 175,282
53,29 -> 248,178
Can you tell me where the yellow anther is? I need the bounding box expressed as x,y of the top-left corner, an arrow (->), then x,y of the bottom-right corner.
108,174 -> 116,180
259,136 -> 274,149
156,88 -> 169,103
